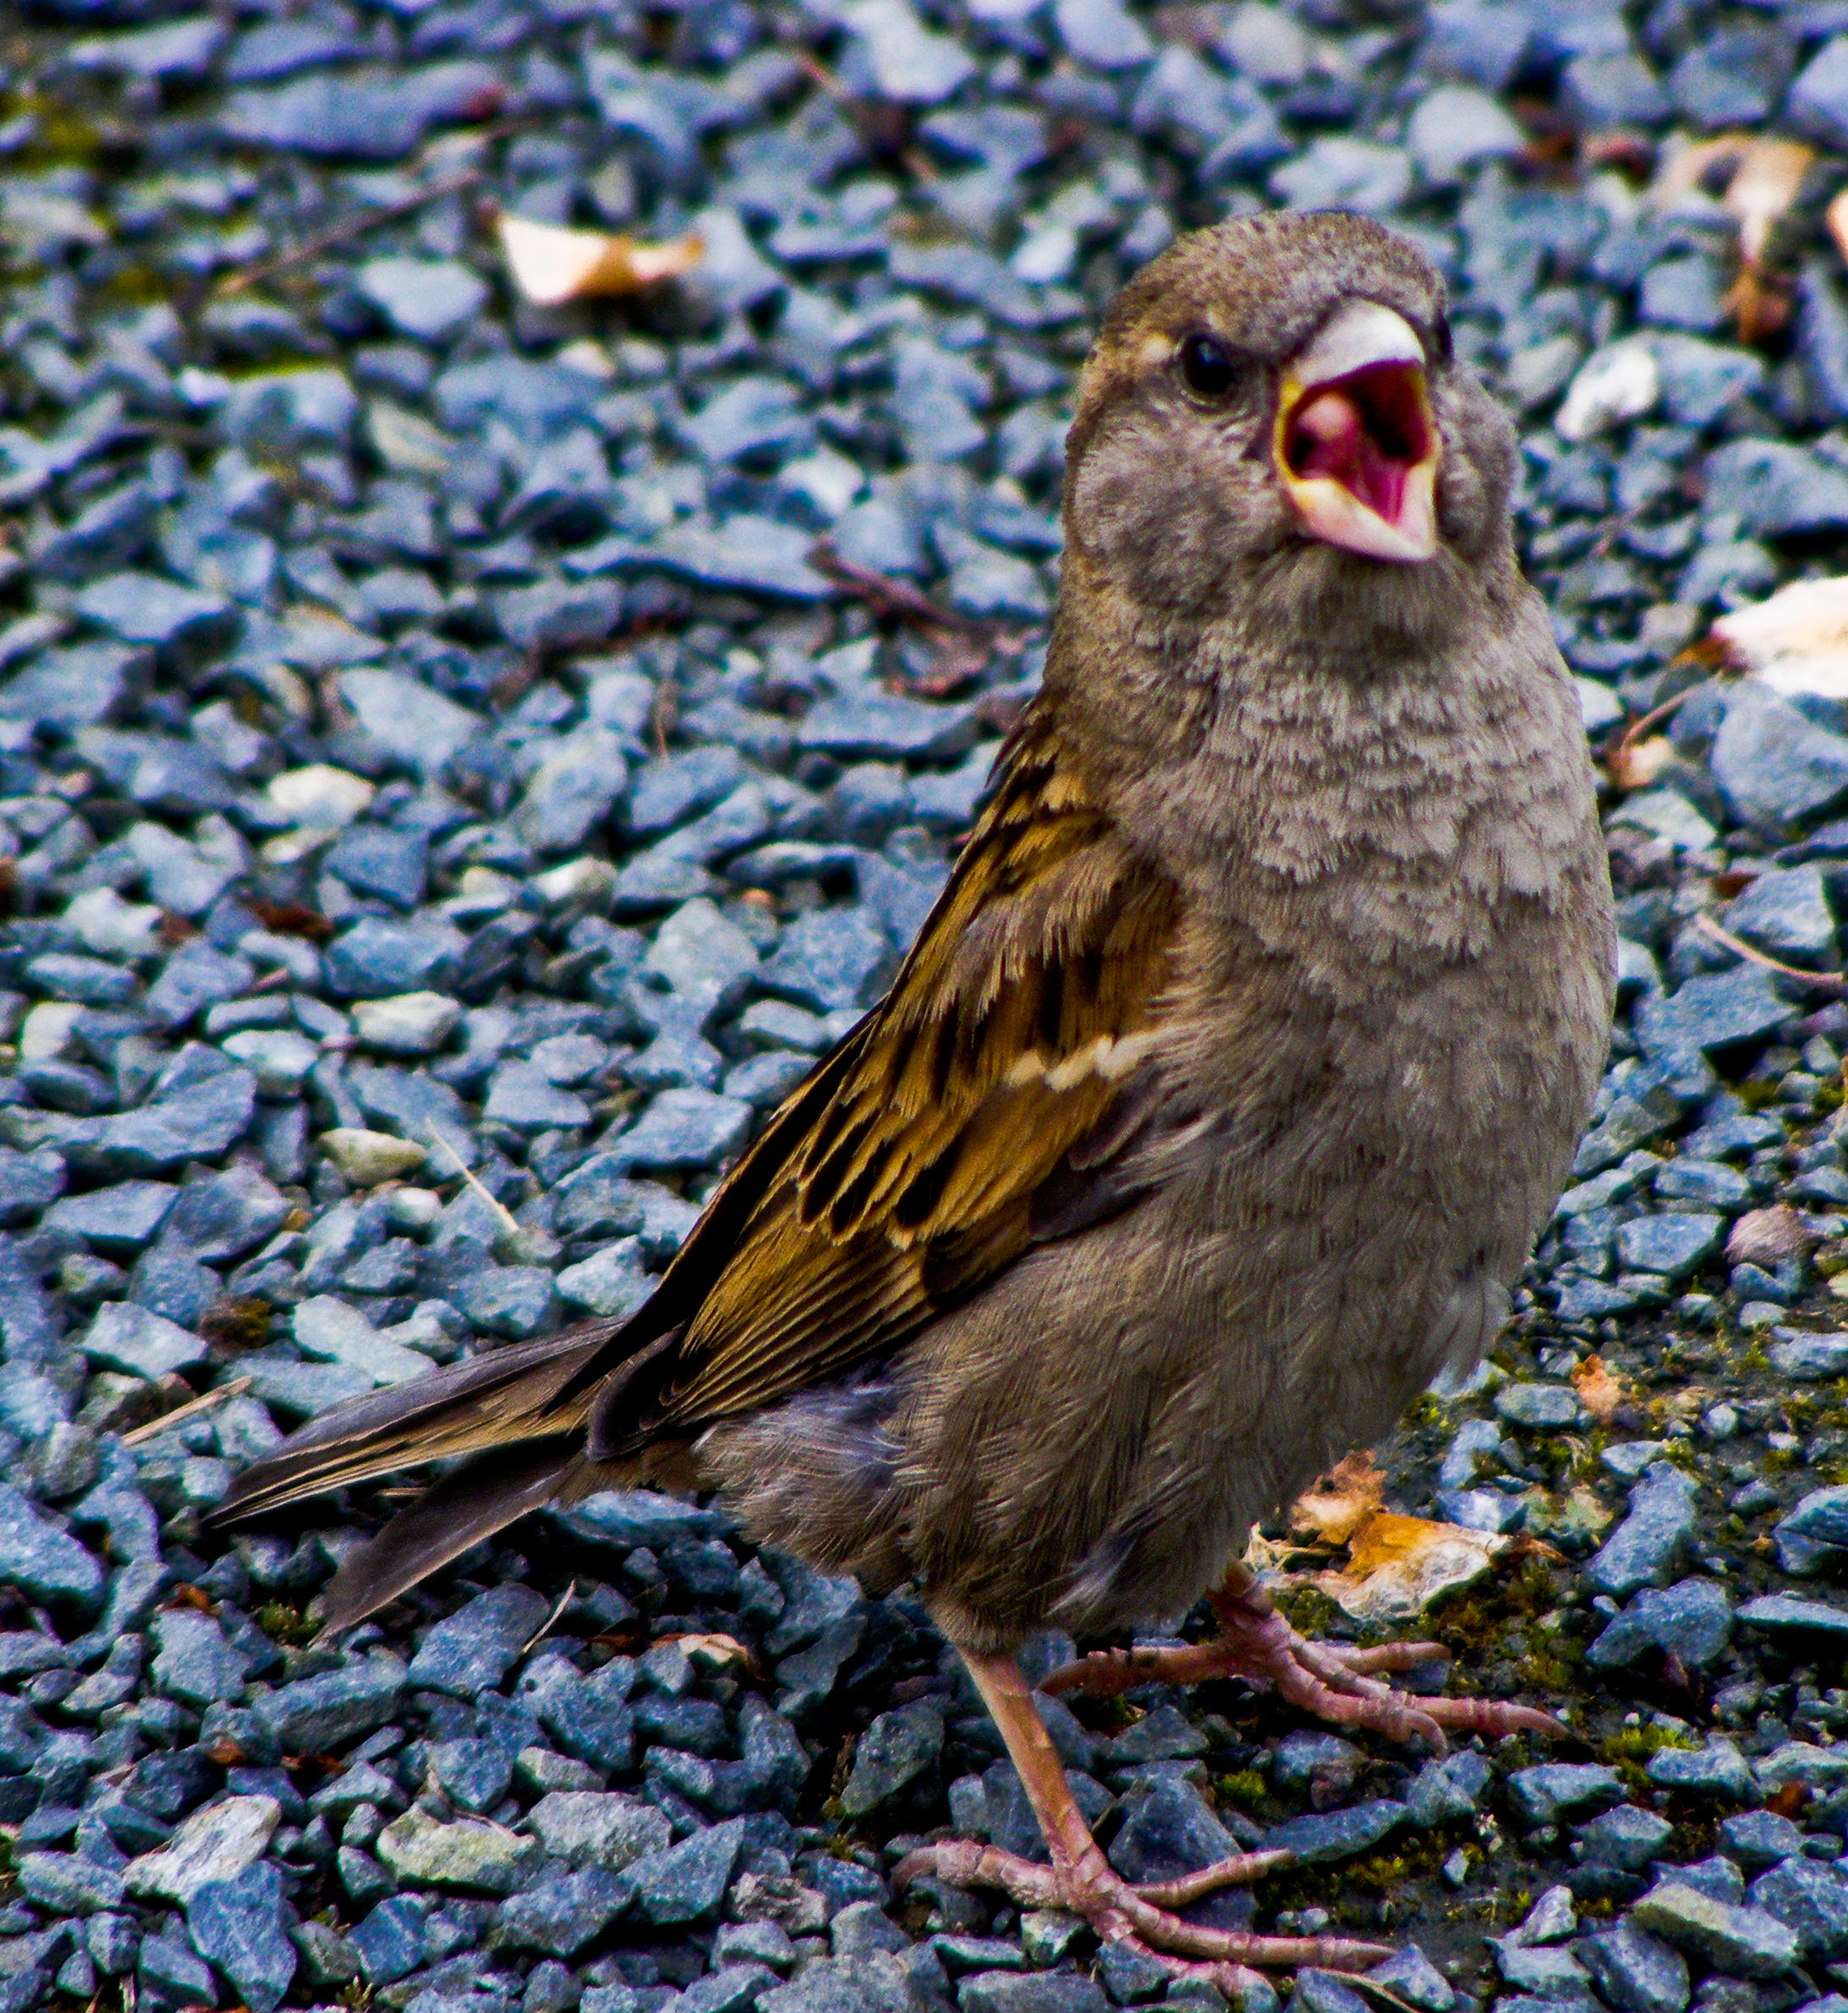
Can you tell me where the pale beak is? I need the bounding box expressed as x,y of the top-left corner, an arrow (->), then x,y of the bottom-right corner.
1274,300 -> 1440,564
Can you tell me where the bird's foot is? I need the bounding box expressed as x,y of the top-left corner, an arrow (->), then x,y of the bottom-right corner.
893,1835 -> 1388,1995
1041,1567 -> 1561,1752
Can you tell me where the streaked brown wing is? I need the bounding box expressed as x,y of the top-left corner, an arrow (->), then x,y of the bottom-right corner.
609,704 -> 1186,1441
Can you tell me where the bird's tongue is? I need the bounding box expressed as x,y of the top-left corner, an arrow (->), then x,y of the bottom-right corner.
1288,383 -> 1409,529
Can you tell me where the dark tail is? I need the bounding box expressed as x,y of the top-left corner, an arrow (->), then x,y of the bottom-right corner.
315,1438 -> 590,1635
208,1317 -> 682,1635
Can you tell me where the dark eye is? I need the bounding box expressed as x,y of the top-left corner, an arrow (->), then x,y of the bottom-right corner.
1431,311 -> 1453,365
1179,333 -> 1238,398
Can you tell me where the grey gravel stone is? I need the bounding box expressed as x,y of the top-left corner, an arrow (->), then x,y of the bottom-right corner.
490,1866 -> 632,1959
0,1484 -> 103,1617
961,1976 -> 1108,2013
1711,684 -> 1848,836
1576,1806 -> 1675,1873
1576,1926 -> 1689,2013
1629,1883 -> 1800,1977
1746,1857 -> 1848,1957
187,1860 -> 296,2013
1718,1812 -> 1806,1870
255,1654 -> 406,1752
627,1816 -> 746,1926
841,1703 -> 944,1818
1644,1738 -> 1756,1803
1506,1764 -> 1626,1829
1773,1485 -> 1848,1575
408,1584 -> 552,1696
524,1792 -> 670,1872
1586,1466 -> 1700,1596
1586,1579 -> 1733,1669
1262,1801 -> 1408,1864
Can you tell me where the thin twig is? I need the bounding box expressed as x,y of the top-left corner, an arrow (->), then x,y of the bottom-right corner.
1340,1978 -> 1424,2013
423,1123 -> 523,1236
215,166 -> 484,297
521,1579 -> 577,1657
1610,681 -> 1700,773
1695,911 -> 1846,990
790,51 -> 937,182
809,541 -> 991,637
122,1377 -> 254,1447
1589,502 -> 1644,560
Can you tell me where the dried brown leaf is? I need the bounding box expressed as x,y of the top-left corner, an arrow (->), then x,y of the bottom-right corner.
1725,138 -> 1813,267
1290,1450 -> 1386,1548
1711,576 -> 1848,700
1571,1354 -> 1625,1424
249,898 -> 334,942
1649,133 -> 1752,211
1608,733 -> 1674,793
1313,1511 -> 1506,1626
658,1631 -> 759,1676
1651,137 -> 1811,346
1723,265 -> 1792,346
1828,187 -> 1848,268
497,213 -> 703,307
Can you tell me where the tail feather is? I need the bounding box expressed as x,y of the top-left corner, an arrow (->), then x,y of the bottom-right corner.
209,1321 -> 625,1526
318,1440 -> 589,1635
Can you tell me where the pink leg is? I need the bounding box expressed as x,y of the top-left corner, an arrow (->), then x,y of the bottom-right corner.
894,1648 -> 1392,1993
1042,1563 -> 1561,1752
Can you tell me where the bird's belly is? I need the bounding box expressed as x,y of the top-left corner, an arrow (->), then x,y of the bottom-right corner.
703,980 -> 1588,1653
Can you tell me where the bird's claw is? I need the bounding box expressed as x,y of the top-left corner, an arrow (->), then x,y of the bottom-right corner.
1041,1579 -> 1560,1753
893,1837 -> 1386,1983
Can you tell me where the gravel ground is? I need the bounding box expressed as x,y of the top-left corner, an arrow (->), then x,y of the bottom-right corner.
14,4 -> 1848,2013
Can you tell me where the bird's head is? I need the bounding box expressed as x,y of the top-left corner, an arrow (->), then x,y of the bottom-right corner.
1061,210 -> 1519,656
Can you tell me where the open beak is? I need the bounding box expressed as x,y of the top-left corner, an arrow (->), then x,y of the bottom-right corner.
1274,300 -> 1439,564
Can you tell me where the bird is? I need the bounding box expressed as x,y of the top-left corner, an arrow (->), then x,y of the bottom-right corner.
215,210 -> 1616,1995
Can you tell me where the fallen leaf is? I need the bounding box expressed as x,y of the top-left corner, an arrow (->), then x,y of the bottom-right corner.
1291,1450 -> 1386,1547
1767,1782 -> 1812,1820
1722,265 -> 1791,346
1649,134 -> 1810,345
1571,1354 -> 1625,1423
1726,138 -> 1812,268
497,213 -> 703,307
1314,1511 -> 1506,1626
1608,733 -> 1674,793
1242,1528 -> 1295,1578
1711,576 -> 1848,700
658,1631 -> 759,1676
249,897 -> 334,942
1649,133 -> 1750,212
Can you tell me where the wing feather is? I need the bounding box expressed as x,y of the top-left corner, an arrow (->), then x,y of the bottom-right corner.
219,700 -> 1194,1596
611,709 -> 1187,1440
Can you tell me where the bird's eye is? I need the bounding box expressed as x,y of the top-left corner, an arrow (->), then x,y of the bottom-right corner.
1178,334 -> 1238,398
1431,312 -> 1453,365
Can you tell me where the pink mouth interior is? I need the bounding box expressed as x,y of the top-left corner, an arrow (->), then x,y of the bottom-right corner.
1283,362 -> 1433,527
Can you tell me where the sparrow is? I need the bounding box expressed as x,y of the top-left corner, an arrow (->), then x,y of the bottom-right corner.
216,210 -> 1616,1993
